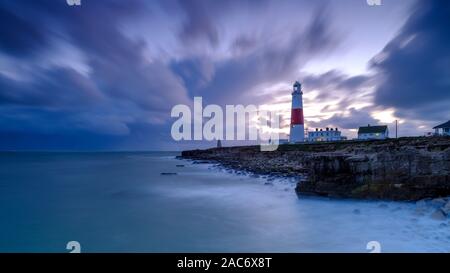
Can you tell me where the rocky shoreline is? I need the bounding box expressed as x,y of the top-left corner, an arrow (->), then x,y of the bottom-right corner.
180,136 -> 450,201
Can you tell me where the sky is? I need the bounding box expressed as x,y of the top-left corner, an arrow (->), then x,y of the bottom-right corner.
0,0 -> 449,151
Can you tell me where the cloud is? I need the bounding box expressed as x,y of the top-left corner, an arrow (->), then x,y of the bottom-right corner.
302,70 -> 372,100
308,107 -> 378,130
302,0 -> 450,137
0,67 -> 105,107
298,0 -> 450,138
232,35 -> 257,56
180,4 -> 340,106
0,0 -> 349,149
0,0 -> 191,145
0,0 -> 446,150
177,0 -> 220,47
0,5 -> 48,57
371,0 -> 450,122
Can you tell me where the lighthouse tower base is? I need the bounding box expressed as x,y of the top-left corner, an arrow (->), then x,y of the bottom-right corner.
290,125 -> 304,143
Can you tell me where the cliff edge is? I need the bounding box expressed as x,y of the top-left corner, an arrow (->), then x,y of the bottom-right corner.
181,137 -> 450,201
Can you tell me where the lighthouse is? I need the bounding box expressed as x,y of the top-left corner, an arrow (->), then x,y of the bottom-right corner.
290,81 -> 304,143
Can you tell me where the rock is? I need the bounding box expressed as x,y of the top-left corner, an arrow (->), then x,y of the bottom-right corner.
414,204 -> 428,215
439,223 -> 447,228
160,172 -> 177,175
181,137 -> 450,201
176,165 -> 185,167
415,204 -> 427,210
193,160 -> 212,164
353,209 -> 361,215
431,209 -> 447,221
416,199 -> 428,208
264,182 -> 273,186
442,201 -> 450,214
413,211 -> 425,217
378,203 -> 389,208
431,198 -> 447,207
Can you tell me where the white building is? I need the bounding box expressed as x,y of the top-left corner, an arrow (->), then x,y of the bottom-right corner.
433,120 -> 450,136
357,124 -> 389,140
307,128 -> 346,142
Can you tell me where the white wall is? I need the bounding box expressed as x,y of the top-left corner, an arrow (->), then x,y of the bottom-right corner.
308,130 -> 342,142
357,132 -> 388,140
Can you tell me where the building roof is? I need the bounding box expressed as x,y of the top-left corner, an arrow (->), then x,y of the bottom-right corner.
433,120 -> 450,129
358,125 -> 388,134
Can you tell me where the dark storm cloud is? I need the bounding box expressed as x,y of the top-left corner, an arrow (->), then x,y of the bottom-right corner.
232,35 -> 257,55
2,0 -> 441,150
308,107 -> 379,130
46,0 -> 191,111
0,0 -> 342,149
0,6 -> 48,57
0,0 -> 189,108
170,57 -> 215,93
173,0 -> 271,48
183,5 -> 339,106
302,70 -> 372,100
371,0 -> 450,121
300,0 -> 450,134
0,67 -> 103,107
0,0 -> 192,146
177,0 -> 220,47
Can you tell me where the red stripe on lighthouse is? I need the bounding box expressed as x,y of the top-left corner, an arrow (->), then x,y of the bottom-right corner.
291,108 -> 304,125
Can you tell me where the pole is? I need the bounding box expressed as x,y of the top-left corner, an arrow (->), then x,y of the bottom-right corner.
395,120 -> 398,138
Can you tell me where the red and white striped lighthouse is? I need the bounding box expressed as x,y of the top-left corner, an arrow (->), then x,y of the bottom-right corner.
290,81 -> 304,143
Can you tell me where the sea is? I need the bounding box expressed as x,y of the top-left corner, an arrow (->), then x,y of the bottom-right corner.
0,152 -> 449,253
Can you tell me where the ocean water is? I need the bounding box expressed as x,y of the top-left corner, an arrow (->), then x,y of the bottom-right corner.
0,152 -> 449,253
